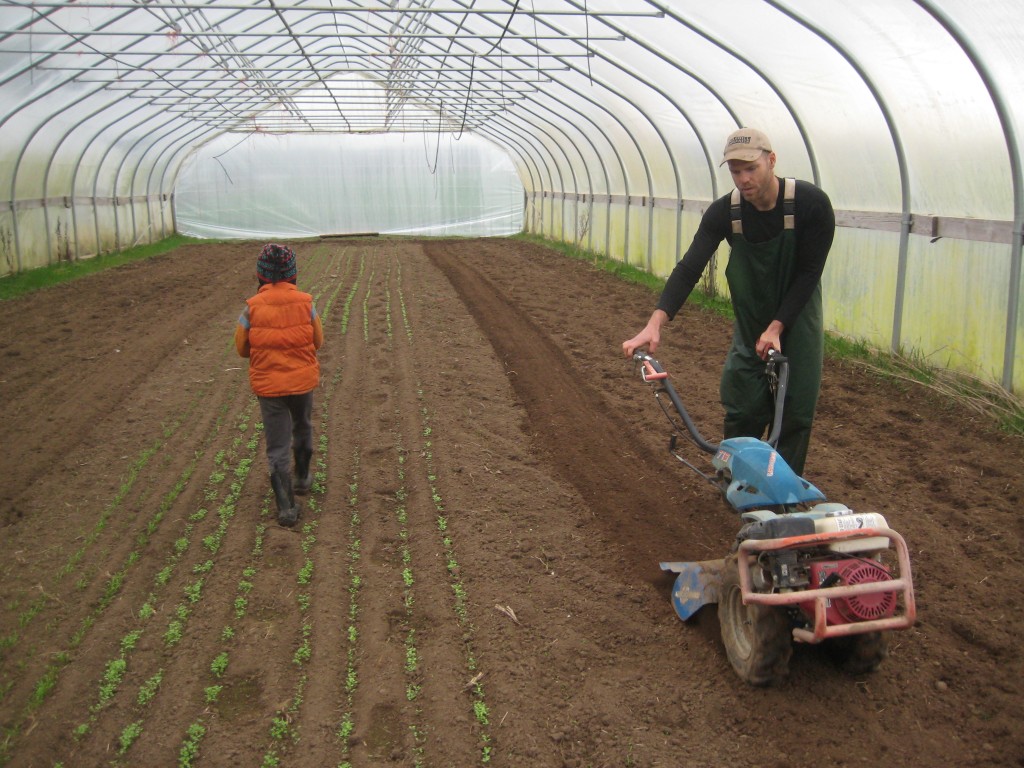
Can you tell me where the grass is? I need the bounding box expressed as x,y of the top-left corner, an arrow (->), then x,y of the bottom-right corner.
824,335 -> 1024,437
515,232 -> 734,316
0,234 -> 207,301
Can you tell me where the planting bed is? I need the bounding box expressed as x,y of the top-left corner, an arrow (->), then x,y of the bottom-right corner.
1,238 -> 1022,767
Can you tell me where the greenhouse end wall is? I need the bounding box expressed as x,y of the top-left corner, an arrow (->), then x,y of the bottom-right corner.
174,133 -> 523,241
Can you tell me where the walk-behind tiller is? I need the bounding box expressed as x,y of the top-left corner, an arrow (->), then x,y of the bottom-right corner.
632,350 -> 916,686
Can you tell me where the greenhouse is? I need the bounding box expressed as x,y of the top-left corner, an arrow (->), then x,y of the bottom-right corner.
1,0 -> 1021,391
1,3 -> 1023,767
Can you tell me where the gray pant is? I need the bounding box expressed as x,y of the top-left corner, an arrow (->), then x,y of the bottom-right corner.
258,392 -> 314,475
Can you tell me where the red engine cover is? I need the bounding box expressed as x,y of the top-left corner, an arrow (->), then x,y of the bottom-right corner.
802,559 -> 897,624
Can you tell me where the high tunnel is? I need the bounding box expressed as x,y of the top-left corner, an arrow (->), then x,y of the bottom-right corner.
0,1 -> 1021,393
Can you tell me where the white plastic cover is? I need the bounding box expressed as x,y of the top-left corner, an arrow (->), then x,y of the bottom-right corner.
175,131 -> 523,239
0,0 -> 1021,390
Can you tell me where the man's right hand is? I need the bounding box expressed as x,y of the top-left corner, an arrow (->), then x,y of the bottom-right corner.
621,310 -> 669,357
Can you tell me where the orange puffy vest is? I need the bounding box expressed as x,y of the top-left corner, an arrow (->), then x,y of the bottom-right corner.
246,283 -> 319,397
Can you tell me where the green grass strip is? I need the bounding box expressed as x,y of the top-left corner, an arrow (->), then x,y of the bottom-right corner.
0,235 -> 208,301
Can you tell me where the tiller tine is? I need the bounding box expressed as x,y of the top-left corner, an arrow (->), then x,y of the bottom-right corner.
660,560 -> 726,621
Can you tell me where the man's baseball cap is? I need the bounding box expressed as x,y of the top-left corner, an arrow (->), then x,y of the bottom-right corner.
720,128 -> 773,165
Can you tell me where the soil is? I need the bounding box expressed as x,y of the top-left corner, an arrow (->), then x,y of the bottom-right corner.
1,238 -> 1022,768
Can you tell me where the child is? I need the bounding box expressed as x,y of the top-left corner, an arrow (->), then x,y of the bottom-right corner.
235,244 -> 324,526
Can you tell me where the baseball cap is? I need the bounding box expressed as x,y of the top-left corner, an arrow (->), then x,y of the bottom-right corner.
720,128 -> 773,165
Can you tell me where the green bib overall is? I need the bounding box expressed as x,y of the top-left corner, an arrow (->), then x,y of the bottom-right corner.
720,178 -> 823,476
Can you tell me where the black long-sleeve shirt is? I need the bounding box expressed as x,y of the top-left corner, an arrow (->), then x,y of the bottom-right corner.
656,178 -> 835,330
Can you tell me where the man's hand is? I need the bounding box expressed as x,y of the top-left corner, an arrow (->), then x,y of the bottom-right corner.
756,320 -> 784,360
622,310 -> 669,357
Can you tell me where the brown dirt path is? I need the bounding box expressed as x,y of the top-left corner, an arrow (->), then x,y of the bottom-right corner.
0,238 -> 1021,767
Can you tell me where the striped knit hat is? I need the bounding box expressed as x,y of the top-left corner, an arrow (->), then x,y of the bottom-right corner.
256,243 -> 297,284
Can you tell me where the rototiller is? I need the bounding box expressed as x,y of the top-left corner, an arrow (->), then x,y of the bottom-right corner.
632,350 -> 916,686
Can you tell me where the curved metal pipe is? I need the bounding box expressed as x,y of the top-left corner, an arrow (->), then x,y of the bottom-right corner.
913,0 -> 1021,391
643,0 -> 821,186
762,1 -> 912,358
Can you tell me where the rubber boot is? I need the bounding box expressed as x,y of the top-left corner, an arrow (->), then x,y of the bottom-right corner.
270,470 -> 300,527
293,447 -> 313,496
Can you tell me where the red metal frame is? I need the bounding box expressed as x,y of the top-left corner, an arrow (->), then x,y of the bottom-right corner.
736,527 -> 917,643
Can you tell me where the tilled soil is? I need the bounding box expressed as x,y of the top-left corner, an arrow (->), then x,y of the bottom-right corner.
0,238 -> 1022,768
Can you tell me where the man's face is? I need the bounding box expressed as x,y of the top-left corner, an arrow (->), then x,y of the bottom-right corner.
727,151 -> 777,209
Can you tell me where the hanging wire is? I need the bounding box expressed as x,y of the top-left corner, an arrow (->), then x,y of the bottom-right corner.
210,131 -> 261,185
479,0 -> 522,58
449,0 -> 520,137
422,105 -> 443,176
451,53 -> 476,140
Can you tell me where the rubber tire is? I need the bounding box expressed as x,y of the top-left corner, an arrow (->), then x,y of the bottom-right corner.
718,556 -> 793,686
826,631 -> 889,675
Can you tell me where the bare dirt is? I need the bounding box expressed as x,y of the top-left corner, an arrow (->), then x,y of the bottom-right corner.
1,237 -> 1022,768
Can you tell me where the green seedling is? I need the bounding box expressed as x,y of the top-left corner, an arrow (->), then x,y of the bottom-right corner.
210,652 -> 229,678
269,715 -> 290,741
164,620 -> 183,647
118,720 -> 143,754
137,670 -> 163,706
178,721 -> 206,768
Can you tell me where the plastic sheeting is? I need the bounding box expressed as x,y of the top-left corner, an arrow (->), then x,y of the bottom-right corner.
0,0 -> 1021,391
175,132 -> 523,239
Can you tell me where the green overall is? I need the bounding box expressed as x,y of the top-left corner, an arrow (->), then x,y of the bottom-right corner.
720,178 -> 823,476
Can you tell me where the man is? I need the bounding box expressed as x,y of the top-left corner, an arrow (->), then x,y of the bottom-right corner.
622,128 -> 835,476
236,243 -> 324,526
